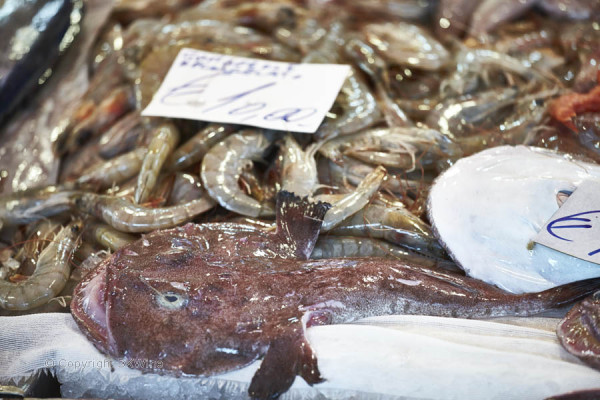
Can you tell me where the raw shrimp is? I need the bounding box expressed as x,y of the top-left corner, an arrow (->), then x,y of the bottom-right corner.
201,130 -> 274,218
167,173 -> 207,205
12,219 -> 64,276
75,192 -> 216,233
75,148 -> 147,190
280,135 -> 319,197
329,202 -> 447,258
134,122 -> 180,204
168,124 -> 237,171
304,23 -> 381,140
319,127 -> 461,173
84,221 -> 137,251
329,0 -> 435,20
469,0 -> 538,37
363,22 -> 451,71
173,1 -> 308,35
312,236 -> 459,272
440,48 -> 556,96
0,221 -> 82,310
429,87 -> 520,139
316,166 -> 387,231
97,111 -> 147,159
318,157 -> 424,199
0,187 -> 81,226
345,38 -> 413,127
59,85 -> 136,155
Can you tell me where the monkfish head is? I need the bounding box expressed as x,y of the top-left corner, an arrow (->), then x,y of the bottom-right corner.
71,248 -> 274,377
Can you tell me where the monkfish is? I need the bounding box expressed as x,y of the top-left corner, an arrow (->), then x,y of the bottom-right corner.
72,192 -> 600,399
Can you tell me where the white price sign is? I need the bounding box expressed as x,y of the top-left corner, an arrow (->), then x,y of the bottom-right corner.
534,180 -> 600,264
141,48 -> 351,133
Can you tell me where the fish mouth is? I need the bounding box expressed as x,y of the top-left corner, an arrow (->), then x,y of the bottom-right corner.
71,260 -> 116,356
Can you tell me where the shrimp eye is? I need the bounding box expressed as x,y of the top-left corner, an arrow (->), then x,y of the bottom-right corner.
156,292 -> 188,310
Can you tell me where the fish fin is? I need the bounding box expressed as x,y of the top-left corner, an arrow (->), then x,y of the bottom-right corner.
275,190 -> 331,260
248,334 -> 324,400
534,277 -> 600,309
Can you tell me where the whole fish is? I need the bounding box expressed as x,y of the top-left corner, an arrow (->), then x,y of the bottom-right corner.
557,291 -> 600,371
71,193 -> 600,399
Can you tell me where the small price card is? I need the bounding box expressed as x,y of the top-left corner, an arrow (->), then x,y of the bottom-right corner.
534,180 -> 600,264
141,48 -> 351,133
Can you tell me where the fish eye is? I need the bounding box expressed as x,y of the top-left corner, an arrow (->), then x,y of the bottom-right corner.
593,291 -> 600,301
156,292 -> 188,310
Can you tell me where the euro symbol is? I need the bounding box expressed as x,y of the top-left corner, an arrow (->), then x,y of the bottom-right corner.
546,210 -> 600,257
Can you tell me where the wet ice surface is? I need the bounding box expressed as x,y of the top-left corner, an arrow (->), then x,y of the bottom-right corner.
2,313 -> 600,400
428,145 -> 600,294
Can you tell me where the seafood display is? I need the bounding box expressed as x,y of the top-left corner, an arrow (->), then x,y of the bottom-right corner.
71,192 -> 600,398
0,0 -> 600,398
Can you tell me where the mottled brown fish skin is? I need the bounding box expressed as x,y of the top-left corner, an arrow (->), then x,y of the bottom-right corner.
557,291 -> 600,371
73,247 -> 600,399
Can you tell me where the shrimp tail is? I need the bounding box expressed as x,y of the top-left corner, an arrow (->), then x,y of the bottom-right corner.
275,190 -> 331,260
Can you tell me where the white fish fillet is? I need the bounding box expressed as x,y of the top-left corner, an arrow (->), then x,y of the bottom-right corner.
428,145 -> 600,293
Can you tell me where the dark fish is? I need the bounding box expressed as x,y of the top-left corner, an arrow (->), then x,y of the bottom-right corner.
72,193 -> 600,400
557,291 -> 600,370
546,388 -> 600,400
0,0 -> 83,128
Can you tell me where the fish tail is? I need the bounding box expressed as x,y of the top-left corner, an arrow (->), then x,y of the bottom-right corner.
528,277 -> 600,311
275,191 -> 331,260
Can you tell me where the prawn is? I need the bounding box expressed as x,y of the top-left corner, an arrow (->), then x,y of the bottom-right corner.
328,202 -> 447,258
75,192 -> 216,233
168,123 -> 237,171
280,134 -> 319,197
134,122 -> 180,204
201,129 -> 274,218
75,148 -> 147,190
345,38 -> 413,127
304,23 -> 381,140
0,222 -> 82,310
312,236 -> 460,272
84,221 -> 137,252
0,186 -> 81,226
363,22 -> 451,71
316,166 -> 387,231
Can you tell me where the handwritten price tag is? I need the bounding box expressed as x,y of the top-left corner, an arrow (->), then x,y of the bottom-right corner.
534,180 -> 600,264
141,48 -> 351,133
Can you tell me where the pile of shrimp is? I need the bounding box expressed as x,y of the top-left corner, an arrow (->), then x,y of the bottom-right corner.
0,0 -> 599,314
